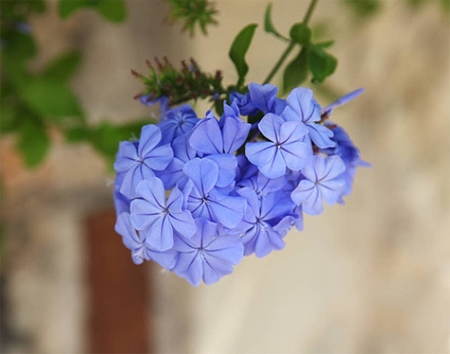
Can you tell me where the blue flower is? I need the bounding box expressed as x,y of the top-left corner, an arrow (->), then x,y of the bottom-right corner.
139,95 -> 169,116
237,188 -> 296,257
283,87 -> 335,149
156,133 -> 196,190
183,158 -> 246,229
189,110 -> 249,187
245,113 -> 312,178
172,218 -> 244,286
115,212 -> 178,269
321,88 -> 364,116
322,123 -> 370,202
130,177 -> 196,251
291,155 -> 346,215
158,104 -> 199,145
114,125 -> 173,198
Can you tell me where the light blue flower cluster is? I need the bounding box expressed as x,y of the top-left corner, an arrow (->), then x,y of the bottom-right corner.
114,83 -> 367,286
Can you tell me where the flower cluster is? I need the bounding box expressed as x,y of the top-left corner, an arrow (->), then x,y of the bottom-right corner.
114,83 -> 367,286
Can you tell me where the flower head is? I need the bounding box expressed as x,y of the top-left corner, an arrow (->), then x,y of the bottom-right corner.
172,218 -> 244,286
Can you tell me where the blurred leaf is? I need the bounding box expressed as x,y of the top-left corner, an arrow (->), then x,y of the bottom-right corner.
42,51 -> 82,82
229,24 -> 258,87
0,107 -> 17,134
1,30 -> 37,62
441,0 -> 450,11
16,117 -> 50,168
95,0 -> 127,22
58,0 -> 126,22
289,23 -> 311,46
264,3 -> 289,41
21,80 -> 84,120
315,40 -> 334,49
26,0 -> 47,14
58,0 -> 90,18
65,119 -> 152,164
283,47 -> 308,93
308,45 -> 337,83
344,0 -> 381,17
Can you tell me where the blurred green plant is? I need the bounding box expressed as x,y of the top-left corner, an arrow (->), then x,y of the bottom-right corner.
164,0 -> 218,35
344,0 -> 449,18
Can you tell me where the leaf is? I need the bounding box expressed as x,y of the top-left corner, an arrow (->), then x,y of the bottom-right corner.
308,45 -> 337,83
283,47 -> 308,93
95,0 -> 127,22
229,24 -> 258,87
289,23 -> 311,46
42,51 -> 82,82
21,80 -> 84,120
0,108 -> 17,134
58,0 -> 90,18
2,31 -> 37,62
16,117 -> 50,168
264,3 -> 289,41
315,40 -> 334,49
65,119 -> 151,164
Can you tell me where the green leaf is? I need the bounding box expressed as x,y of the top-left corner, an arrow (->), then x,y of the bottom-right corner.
42,51 -> 82,82
2,31 -> 37,62
229,24 -> 258,87
95,0 -> 127,22
345,0 -> 381,17
289,23 -> 311,46
16,117 -> 50,168
65,119 -> 152,164
21,80 -> 84,120
283,47 -> 308,93
308,45 -> 337,83
0,107 -> 17,134
58,0 -> 91,18
264,3 -> 289,41
315,40 -> 334,49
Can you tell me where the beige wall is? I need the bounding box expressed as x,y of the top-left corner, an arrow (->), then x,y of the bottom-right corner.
1,1 -> 449,353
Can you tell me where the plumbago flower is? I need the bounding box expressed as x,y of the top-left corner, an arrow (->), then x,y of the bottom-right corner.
113,82 -> 367,286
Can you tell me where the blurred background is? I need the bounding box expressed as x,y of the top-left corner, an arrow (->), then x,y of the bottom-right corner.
1,0 -> 449,353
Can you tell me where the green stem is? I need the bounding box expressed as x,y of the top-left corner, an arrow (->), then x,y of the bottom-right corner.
262,0 -> 318,85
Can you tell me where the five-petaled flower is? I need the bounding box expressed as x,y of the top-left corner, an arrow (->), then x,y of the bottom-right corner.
113,82 -> 367,286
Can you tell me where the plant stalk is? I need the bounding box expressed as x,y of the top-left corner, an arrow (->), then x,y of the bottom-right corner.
262,0 -> 318,85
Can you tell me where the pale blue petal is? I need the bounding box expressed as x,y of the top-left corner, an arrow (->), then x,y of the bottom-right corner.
258,113 -> 283,142
145,216 -> 174,251
221,116 -> 251,153
138,124 -> 161,157
170,211 -> 196,238
259,148 -> 286,178
183,158 -> 219,195
143,144 -> 173,171
246,141 -> 276,167
189,116 -> 223,154
307,124 -> 335,149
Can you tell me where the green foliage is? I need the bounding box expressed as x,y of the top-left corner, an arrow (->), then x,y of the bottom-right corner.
42,51 -> 83,82
229,24 -> 258,87
16,115 -> 50,167
308,44 -> 337,83
165,0 -> 218,35
264,3 -> 289,41
58,0 -> 127,22
137,57 -> 225,107
21,79 -> 85,122
283,47 -> 308,93
289,23 -> 312,46
66,119 -> 155,166
344,0 -> 382,17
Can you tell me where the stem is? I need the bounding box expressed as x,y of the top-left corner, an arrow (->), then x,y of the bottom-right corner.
303,0 -> 318,26
262,0 -> 318,85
